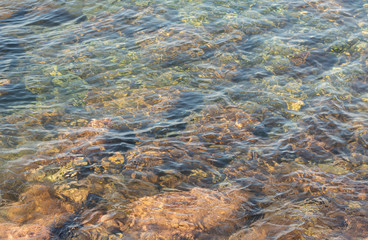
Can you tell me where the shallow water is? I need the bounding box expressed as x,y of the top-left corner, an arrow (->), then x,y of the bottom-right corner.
0,0 -> 367,239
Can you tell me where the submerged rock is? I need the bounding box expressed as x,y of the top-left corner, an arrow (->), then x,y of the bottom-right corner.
185,105 -> 259,145
123,137 -> 224,188
304,0 -> 343,21
118,187 -> 251,239
119,104 -> 261,189
0,184 -> 73,239
0,222 -> 50,240
134,25 -> 211,65
23,117 -> 133,183
86,86 -> 203,138
246,162 -> 368,240
6,184 -> 72,224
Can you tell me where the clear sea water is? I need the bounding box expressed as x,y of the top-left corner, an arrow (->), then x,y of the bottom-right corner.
0,0 -> 367,239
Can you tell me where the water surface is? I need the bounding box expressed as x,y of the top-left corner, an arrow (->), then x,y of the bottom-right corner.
0,0 -> 367,239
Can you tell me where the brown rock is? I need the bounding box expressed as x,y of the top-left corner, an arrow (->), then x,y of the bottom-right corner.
0,7 -> 16,20
121,187 -> 250,239
0,222 -> 50,240
185,105 -> 259,145
6,184 -> 71,225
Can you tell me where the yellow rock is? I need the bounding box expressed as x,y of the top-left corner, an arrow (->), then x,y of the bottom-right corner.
0,78 -> 10,86
286,100 -> 304,111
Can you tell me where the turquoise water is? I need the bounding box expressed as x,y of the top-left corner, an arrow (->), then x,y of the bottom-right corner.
0,0 -> 367,239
